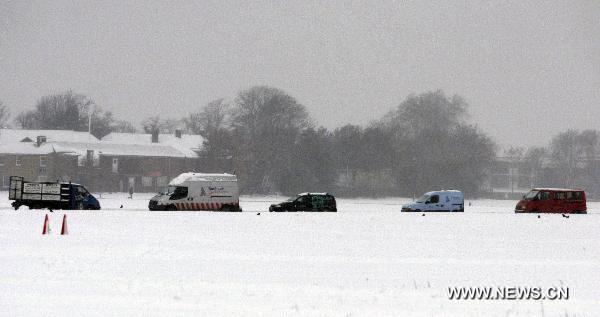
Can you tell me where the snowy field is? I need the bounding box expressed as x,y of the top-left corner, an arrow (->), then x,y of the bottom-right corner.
1,192 -> 599,316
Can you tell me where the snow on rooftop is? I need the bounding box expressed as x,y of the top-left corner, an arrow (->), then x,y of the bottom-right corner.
53,142 -> 195,158
0,129 -> 201,158
532,188 -> 586,191
169,172 -> 237,185
0,142 -> 54,155
101,132 -> 203,157
0,129 -> 98,144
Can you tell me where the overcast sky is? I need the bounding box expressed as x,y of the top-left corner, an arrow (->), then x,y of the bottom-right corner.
1,0 -> 599,147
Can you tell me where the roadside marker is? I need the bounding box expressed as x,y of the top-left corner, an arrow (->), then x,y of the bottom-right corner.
42,214 -> 50,234
61,214 -> 68,235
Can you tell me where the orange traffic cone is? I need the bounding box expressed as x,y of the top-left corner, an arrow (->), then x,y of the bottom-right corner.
61,214 -> 68,235
42,214 -> 50,234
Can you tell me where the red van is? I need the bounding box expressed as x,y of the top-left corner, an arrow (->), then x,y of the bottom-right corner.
515,188 -> 587,214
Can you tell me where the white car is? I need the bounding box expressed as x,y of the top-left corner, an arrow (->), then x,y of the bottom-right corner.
402,190 -> 464,212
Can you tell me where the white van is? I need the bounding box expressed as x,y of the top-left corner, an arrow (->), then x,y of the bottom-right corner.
401,190 -> 464,212
148,173 -> 241,211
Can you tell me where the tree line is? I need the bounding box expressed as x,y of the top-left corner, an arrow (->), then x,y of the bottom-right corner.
1,87 -> 597,197
502,129 -> 600,198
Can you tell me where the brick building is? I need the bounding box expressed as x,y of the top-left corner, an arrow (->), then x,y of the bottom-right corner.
0,129 -> 203,193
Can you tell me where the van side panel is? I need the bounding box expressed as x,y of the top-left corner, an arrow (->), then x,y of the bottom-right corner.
170,179 -> 240,211
515,189 -> 587,214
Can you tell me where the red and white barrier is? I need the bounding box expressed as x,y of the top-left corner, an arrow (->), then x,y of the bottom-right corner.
42,214 -> 50,235
42,214 -> 69,235
61,214 -> 68,235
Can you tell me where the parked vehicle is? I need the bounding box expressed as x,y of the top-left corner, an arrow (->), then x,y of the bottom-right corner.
9,176 -> 100,210
515,188 -> 586,214
149,173 -> 241,211
269,193 -> 337,212
401,190 -> 464,212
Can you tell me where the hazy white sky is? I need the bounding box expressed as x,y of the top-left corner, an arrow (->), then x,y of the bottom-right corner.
1,0 -> 599,147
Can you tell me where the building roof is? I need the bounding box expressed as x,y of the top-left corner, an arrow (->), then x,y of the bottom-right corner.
532,188 -> 585,191
0,129 -> 97,155
0,142 -> 55,155
53,142 -> 194,158
101,132 -> 203,157
0,129 -> 202,158
0,129 -> 99,144
169,173 -> 237,185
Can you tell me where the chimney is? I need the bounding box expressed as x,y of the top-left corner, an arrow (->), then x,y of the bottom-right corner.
151,129 -> 159,143
36,135 -> 47,147
175,129 -> 182,138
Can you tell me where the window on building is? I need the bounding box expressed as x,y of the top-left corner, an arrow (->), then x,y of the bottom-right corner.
15,156 -> 21,167
40,156 -> 47,167
2,176 -> 9,188
156,176 -> 168,187
142,176 -> 153,187
112,158 -> 119,173
0,155 -> 5,166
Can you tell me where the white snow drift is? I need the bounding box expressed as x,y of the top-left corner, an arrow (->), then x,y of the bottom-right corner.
1,193 -> 599,316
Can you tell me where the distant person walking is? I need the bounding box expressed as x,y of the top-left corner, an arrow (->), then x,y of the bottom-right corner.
128,186 -> 134,199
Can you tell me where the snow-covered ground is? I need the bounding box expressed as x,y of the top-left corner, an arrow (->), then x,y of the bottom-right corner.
1,192 -> 599,316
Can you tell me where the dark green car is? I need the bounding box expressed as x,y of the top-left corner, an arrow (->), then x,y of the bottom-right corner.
269,192 -> 337,212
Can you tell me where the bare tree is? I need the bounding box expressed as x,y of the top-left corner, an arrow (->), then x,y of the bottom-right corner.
382,90 -> 494,196
141,116 -> 161,134
15,111 -> 37,129
184,99 -> 233,172
184,99 -> 229,137
141,116 -> 181,134
112,120 -> 137,133
231,86 -> 311,193
13,91 -> 100,131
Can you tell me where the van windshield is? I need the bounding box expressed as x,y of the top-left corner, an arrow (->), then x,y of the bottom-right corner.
169,186 -> 188,200
524,190 -> 539,200
416,194 -> 430,203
